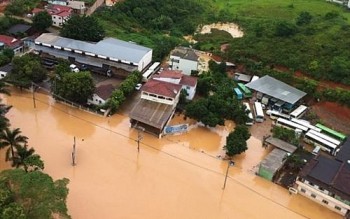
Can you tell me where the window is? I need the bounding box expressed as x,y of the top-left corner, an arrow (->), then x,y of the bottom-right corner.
53,22 -> 56,25
300,188 -> 306,193
311,194 -> 316,198
322,200 -> 328,205
335,206 -> 341,211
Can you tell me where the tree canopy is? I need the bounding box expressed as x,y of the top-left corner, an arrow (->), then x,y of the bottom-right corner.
6,54 -> 47,88
0,169 -> 70,219
32,11 -> 52,31
224,125 -> 251,158
54,71 -> 95,104
61,15 -> 105,42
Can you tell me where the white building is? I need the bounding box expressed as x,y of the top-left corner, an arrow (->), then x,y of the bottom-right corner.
140,79 -> 182,105
87,84 -> 114,106
169,47 -> 199,75
32,5 -> 72,27
33,33 -> 153,73
152,70 -> 197,100
296,137 -> 350,217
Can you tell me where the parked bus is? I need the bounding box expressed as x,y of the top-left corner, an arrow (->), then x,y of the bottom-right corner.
304,132 -> 338,155
290,105 -> 308,119
254,102 -> 264,123
237,83 -> 252,98
307,129 -> 342,146
142,69 -> 154,82
149,62 -> 160,72
275,118 -> 308,133
291,118 -> 321,132
315,123 -> 347,141
243,102 -> 254,125
266,110 -> 290,120
234,88 -> 243,100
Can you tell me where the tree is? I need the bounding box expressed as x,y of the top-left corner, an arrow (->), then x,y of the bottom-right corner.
60,15 -> 105,42
0,128 -> 28,164
55,71 -> 95,104
0,169 -> 71,218
224,125 -> 250,158
12,144 -> 44,172
7,54 -> 47,88
32,11 -> 52,31
275,21 -> 297,37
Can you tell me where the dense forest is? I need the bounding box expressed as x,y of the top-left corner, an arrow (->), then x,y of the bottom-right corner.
94,0 -> 350,86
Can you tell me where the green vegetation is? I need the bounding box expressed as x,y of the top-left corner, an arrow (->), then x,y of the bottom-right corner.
5,0 -> 41,16
32,11 -> 52,31
185,62 -> 249,127
103,71 -> 142,114
272,126 -> 299,146
6,54 -> 47,89
61,15 -> 105,42
224,125 -> 251,157
0,169 -> 70,219
55,71 -> 95,105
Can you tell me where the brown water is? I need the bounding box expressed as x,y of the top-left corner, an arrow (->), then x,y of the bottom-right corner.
0,89 -> 341,219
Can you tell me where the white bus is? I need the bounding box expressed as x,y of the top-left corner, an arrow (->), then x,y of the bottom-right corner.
243,102 -> 254,126
275,118 -> 309,133
291,118 -> 321,132
304,132 -> 338,155
149,62 -> 160,71
290,105 -> 308,119
267,110 -> 290,120
142,69 -> 154,82
307,129 -> 342,146
254,102 -> 264,123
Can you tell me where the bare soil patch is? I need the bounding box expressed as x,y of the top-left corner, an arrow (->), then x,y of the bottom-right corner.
310,101 -> 350,135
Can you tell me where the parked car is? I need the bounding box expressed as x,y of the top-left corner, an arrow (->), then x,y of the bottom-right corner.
135,83 -> 142,90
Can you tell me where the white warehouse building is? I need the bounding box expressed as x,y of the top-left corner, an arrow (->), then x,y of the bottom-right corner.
33,33 -> 152,72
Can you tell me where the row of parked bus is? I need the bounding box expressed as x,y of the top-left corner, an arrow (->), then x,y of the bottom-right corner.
268,106 -> 346,156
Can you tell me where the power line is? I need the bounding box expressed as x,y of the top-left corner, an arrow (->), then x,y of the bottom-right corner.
9,92 -> 310,218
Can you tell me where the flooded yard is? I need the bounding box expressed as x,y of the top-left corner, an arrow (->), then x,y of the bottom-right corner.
0,89 -> 341,219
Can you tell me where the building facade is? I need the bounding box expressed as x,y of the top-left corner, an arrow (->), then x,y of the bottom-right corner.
169,47 -> 199,75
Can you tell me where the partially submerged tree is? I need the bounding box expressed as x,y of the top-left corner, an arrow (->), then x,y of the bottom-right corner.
224,125 -> 251,158
0,128 -> 28,164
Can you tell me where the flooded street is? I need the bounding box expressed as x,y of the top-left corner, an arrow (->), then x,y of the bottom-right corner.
0,89 -> 341,219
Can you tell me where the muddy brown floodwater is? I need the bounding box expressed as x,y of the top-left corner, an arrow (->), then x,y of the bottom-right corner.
0,89 -> 341,219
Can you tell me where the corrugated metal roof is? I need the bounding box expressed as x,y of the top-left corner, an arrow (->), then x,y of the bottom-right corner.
245,75 -> 306,104
35,33 -> 152,64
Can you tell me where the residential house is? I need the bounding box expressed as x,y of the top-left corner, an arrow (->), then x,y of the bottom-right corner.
88,84 -> 114,106
169,47 -> 199,75
67,0 -> 85,14
0,35 -> 23,54
32,5 -> 72,27
152,70 -> 197,100
296,137 -> 350,217
129,79 -> 182,137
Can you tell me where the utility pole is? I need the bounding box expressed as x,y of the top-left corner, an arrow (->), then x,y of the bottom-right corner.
136,126 -> 145,153
72,136 -> 76,166
222,160 -> 234,190
32,82 -> 36,109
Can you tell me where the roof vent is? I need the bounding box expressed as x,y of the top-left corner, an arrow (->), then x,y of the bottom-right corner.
173,89 -> 178,94
347,160 -> 350,164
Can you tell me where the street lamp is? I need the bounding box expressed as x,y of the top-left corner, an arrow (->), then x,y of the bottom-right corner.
135,126 -> 145,153
222,160 -> 235,190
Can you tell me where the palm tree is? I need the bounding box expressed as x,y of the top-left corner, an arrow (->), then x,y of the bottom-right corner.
0,128 -> 28,164
12,144 -> 35,168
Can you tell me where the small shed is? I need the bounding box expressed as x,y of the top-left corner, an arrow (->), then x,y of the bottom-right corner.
234,73 -> 252,83
258,148 -> 289,181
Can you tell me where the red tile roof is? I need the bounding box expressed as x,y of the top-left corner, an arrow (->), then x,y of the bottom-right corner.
157,70 -> 183,79
95,84 -> 115,100
0,35 -> 20,48
32,8 -> 45,14
56,11 -> 71,17
180,75 -> 197,87
142,79 -> 182,98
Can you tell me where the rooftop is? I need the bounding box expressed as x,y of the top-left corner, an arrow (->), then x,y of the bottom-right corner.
171,47 -> 198,61
95,84 -> 114,100
0,35 -> 21,48
7,24 -> 32,35
129,99 -> 175,129
35,33 -> 152,64
180,75 -> 197,87
264,137 -> 297,153
245,75 -> 306,105
234,73 -> 252,83
260,148 -> 289,177
153,70 -> 197,87
0,63 -> 13,73
142,79 -> 182,98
